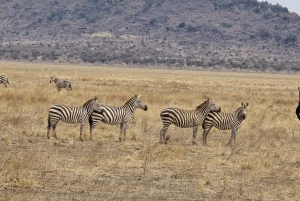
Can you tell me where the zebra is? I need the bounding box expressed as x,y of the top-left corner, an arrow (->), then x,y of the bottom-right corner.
50,75 -> 72,92
296,87 -> 300,120
0,75 -> 10,88
89,94 -> 148,141
202,102 -> 249,146
159,98 -> 221,144
47,97 -> 102,141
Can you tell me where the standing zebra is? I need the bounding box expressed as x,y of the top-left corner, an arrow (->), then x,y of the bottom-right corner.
47,97 -> 102,141
0,75 -> 10,88
296,87 -> 300,120
202,102 -> 249,146
89,94 -> 148,141
159,98 -> 221,144
50,75 -> 72,92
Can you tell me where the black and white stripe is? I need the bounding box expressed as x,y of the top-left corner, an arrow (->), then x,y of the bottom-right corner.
159,99 -> 221,144
50,75 -> 72,92
89,94 -> 148,141
0,75 -> 9,88
202,102 -> 249,145
47,97 -> 102,141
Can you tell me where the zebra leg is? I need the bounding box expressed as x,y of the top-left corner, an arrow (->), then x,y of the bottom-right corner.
228,129 -> 237,146
89,117 -> 95,141
47,125 -> 51,139
79,123 -> 84,142
53,124 -> 58,139
192,125 -> 199,145
122,122 -> 129,141
160,124 -> 170,144
119,123 -> 123,141
202,126 -> 212,145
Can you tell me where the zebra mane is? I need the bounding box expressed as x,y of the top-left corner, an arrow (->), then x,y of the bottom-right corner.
83,97 -> 97,107
124,96 -> 136,106
196,99 -> 209,110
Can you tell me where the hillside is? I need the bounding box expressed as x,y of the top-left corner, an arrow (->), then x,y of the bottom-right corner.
0,0 -> 299,72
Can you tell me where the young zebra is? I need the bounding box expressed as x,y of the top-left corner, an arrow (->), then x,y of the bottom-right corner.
159,98 -> 221,144
295,87 -> 300,120
50,75 -> 72,92
47,97 -> 102,141
0,75 -> 10,88
202,102 -> 249,146
89,94 -> 148,141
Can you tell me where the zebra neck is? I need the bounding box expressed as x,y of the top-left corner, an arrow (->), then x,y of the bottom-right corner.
195,107 -> 207,117
54,78 -> 59,83
123,100 -> 136,114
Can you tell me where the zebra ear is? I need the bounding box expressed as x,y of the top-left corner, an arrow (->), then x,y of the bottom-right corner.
136,94 -> 141,99
94,96 -> 98,101
246,102 -> 249,106
241,102 -> 244,106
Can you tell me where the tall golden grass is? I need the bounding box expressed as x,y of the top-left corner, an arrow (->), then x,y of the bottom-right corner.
1,61 -> 300,200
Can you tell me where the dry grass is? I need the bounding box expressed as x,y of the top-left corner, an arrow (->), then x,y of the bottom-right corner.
1,61 -> 300,200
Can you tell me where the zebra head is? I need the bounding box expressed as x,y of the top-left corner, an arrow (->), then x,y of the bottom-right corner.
236,102 -> 249,120
91,97 -> 102,113
50,75 -> 56,83
202,98 -> 221,113
134,94 -> 148,111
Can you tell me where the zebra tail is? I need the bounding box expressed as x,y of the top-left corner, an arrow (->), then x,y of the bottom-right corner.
7,78 -> 9,84
69,83 -> 72,90
46,113 -> 51,129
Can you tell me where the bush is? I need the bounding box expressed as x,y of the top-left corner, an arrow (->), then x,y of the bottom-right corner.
264,8 -> 274,19
259,28 -> 271,39
150,18 -> 156,25
178,22 -> 186,28
221,22 -> 232,28
284,33 -> 297,44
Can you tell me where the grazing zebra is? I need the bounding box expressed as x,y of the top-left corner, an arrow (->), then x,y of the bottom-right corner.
50,75 -> 72,92
47,97 -> 102,141
202,102 -> 249,146
0,75 -> 9,88
296,87 -> 300,120
89,94 -> 148,141
159,98 -> 221,144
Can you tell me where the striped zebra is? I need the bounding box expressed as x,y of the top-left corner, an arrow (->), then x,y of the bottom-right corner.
0,75 -> 9,88
160,98 -> 221,144
47,97 -> 102,141
89,94 -> 148,141
202,102 -> 249,146
50,75 -> 72,92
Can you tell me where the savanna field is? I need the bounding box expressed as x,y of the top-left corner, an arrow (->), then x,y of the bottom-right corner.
1,61 -> 300,200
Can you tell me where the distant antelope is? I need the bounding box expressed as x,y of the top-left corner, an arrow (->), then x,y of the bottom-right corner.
202,102 -> 249,146
50,75 -> 72,92
0,75 -> 10,88
47,97 -> 102,141
296,87 -> 300,120
89,94 -> 148,141
159,98 -> 221,144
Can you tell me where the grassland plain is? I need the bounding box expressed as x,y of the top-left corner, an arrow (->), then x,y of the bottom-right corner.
1,61 -> 300,200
